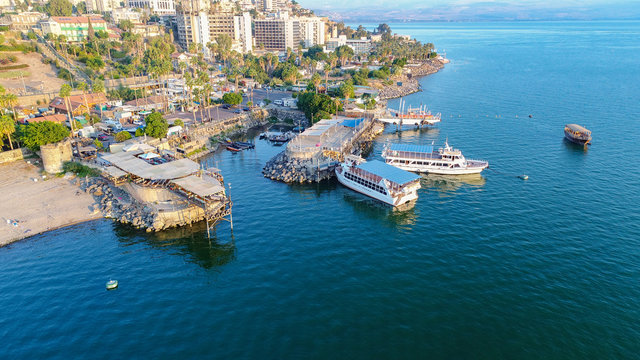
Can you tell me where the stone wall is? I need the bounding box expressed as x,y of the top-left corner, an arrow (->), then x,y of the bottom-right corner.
0,148 -> 33,164
41,140 -> 72,174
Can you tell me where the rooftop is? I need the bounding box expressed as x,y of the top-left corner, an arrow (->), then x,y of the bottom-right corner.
356,160 -> 421,185
102,151 -> 200,181
389,143 -> 435,154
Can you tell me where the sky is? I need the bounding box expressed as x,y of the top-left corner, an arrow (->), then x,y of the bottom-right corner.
298,0 -> 640,21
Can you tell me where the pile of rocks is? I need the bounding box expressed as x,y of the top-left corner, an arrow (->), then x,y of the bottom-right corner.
262,152 -> 335,183
81,178 -> 157,231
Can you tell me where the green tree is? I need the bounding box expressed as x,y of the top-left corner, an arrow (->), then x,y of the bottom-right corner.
144,112 -> 168,139
173,119 -> 184,127
338,79 -> 355,99
46,0 -> 73,16
92,79 -> 105,94
134,127 -> 145,137
296,92 -> 340,122
0,114 -> 16,150
114,130 -> 132,142
311,73 -> 322,94
19,121 -> 70,151
222,92 -> 243,106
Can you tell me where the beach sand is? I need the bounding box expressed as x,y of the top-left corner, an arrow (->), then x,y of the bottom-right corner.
0,160 -> 102,247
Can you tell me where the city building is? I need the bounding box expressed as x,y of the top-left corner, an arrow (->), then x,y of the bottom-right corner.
325,35 -> 347,52
346,37 -> 372,55
40,16 -> 109,42
111,8 -> 143,24
0,12 -> 46,31
254,12 -> 295,51
297,16 -> 325,47
86,0 -> 119,13
128,0 -> 176,16
175,0 -> 210,51
233,12 -> 252,53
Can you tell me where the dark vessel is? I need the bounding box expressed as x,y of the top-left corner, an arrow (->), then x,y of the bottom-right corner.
564,124 -> 592,146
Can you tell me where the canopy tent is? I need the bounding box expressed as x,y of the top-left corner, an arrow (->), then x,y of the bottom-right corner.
139,152 -> 160,160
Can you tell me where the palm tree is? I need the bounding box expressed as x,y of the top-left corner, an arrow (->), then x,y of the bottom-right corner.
59,84 -> 74,136
311,73 -> 322,94
3,92 -> 17,121
0,115 -> 16,150
324,64 -> 331,93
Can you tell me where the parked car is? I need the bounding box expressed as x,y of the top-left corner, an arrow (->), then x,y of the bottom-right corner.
234,109 -> 242,114
97,133 -> 110,141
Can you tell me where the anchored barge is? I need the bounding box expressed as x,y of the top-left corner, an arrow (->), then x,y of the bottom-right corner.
382,141 -> 489,175
335,155 -> 421,206
564,124 -> 592,146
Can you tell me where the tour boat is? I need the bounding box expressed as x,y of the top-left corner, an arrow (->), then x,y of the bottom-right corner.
378,99 -> 441,127
382,141 -> 489,175
335,155 -> 421,206
226,145 -> 242,152
564,124 -> 591,146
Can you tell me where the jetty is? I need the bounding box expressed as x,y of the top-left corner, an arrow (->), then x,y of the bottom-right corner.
263,116 -> 383,183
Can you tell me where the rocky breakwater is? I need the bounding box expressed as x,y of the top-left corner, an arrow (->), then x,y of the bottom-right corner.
262,152 -> 336,183
79,178 -> 201,232
379,59 -> 446,100
81,178 -> 156,230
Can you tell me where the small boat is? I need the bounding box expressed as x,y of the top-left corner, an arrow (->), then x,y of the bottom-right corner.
234,141 -> 255,149
106,279 -> 118,290
564,124 -> 591,146
259,132 -> 267,139
226,145 -> 242,152
335,155 -> 421,206
518,174 -> 529,180
382,141 -> 489,175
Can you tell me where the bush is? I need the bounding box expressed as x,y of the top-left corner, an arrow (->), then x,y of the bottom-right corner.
62,161 -> 101,177
19,121 -> 70,151
135,128 -> 145,137
144,112 -> 168,139
173,119 -> 184,127
222,92 -> 243,106
114,130 -> 132,142
94,139 -> 103,149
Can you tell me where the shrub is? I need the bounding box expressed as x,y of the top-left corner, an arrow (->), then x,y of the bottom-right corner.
63,161 -> 101,177
19,121 -> 70,151
144,112 -> 168,139
114,130 -> 132,142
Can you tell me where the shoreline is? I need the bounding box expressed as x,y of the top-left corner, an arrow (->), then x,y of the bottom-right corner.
378,59 -> 446,100
0,161 -> 105,248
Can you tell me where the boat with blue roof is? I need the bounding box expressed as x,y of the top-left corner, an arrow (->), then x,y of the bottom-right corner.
335,155 -> 421,206
382,141 -> 489,175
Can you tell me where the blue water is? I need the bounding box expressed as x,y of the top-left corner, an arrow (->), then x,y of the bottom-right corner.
2,21 -> 640,359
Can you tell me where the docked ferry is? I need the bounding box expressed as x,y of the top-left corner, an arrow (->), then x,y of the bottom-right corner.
564,124 -> 592,146
382,141 -> 489,175
335,155 -> 421,206
378,100 -> 441,127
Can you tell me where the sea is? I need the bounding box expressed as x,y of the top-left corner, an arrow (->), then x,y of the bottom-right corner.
1,21 -> 640,359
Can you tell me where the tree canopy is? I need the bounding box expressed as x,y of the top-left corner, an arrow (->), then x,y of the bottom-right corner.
144,112 -> 168,139
47,0 -> 73,16
222,92 -> 243,106
19,121 -> 70,151
296,92 -> 340,122
114,130 -> 132,142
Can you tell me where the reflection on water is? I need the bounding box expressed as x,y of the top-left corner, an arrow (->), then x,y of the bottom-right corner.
562,138 -> 589,153
421,173 -> 486,195
341,192 -> 418,227
114,222 -> 236,270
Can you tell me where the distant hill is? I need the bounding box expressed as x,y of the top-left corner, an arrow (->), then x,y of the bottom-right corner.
308,2 -> 640,22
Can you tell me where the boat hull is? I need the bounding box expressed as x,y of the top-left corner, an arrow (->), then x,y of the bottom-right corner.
564,130 -> 591,145
387,161 -> 488,175
378,118 -> 440,126
335,169 -> 417,206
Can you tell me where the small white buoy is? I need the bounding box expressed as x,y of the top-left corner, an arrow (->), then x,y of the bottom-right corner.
519,175 -> 529,180
106,280 -> 118,290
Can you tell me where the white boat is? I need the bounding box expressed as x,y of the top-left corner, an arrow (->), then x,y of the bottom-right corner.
382,141 -> 489,175
335,155 -> 421,206
378,99 -> 441,127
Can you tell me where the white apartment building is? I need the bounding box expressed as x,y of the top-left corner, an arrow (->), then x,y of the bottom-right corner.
233,12 -> 252,53
297,16 -> 325,47
254,12 -> 325,51
86,0 -> 119,13
128,0 -> 176,16
346,37 -> 372,54
111,8 -> 142,24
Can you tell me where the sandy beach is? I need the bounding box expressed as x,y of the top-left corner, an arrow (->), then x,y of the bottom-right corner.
0,161 -> 102,247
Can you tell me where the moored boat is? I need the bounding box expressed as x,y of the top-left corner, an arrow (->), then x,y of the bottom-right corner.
226,145 -> 242,152
335,155 -> 421,206
382,141 -> 489,175
564,124 -> 592,145
378,99 -> 441,127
